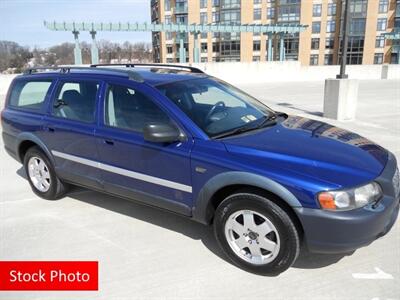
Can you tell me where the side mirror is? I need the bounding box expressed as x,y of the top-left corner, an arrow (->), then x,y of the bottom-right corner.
143,122 -> 182,143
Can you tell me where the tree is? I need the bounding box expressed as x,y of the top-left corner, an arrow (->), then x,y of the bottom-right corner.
0,40 -> 153,72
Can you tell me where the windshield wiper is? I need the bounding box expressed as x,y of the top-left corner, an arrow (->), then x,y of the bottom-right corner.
213,115 -> 277,139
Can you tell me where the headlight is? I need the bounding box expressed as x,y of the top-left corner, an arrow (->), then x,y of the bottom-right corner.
317,182 -> 382,211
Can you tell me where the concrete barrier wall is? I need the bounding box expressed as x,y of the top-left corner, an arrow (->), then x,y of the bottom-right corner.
192,62 -> 400,84
0,64 -> 399,98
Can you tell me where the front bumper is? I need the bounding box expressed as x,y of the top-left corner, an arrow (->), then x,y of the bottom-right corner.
296,152 -> 399,254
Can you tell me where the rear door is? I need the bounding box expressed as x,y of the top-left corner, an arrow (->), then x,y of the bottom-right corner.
40,77 -> 103,189
95,79 -> 194,215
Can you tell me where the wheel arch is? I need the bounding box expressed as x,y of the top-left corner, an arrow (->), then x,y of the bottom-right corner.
16,133 -> 54,165
192,172 -> 303,226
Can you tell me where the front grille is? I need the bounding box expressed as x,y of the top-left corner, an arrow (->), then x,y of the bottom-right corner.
393,167 -> 400,197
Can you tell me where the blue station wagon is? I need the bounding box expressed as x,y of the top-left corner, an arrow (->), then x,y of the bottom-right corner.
2,64 -> 399,275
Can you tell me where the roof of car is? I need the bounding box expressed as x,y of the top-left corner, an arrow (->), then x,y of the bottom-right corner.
133,67 -> 209,86
22,65 -> 209,86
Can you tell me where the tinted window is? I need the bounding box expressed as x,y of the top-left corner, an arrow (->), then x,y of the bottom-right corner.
9,80 -> 52,110
52,81 -> 99,123
105,84 -> 170,132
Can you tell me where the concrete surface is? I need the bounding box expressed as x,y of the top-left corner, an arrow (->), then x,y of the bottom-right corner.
0,80 -> 399,300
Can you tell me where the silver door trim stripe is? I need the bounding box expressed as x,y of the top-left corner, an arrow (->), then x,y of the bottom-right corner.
51,150 -> 193,193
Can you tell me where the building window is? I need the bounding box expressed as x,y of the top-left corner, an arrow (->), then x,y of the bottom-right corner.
200,12 -> 208,24
167,46 -> 173,54
310,54 -> 319,65
221,10 -> 241,24
377,18 -> 387,31
311,38 -> 320,50
212,12 -> 220,23
267,7 -> 275,19
325,37 -> 335,49
326,20 -> 336,33
253,41 -> 261,51
313,4 -> 322,17
201,42 -> 208,53
212,0 -> 220,7
253,56 -> 261,61
375,36 -> 385,48
254,0 -> 262,4
166,58 -> 174,63
327,3 -> 336,16
166,32 -> 173,40
254,8 -> 262,20
277,1 -> 300,22
200,0 -> 207,9
378,0 -> 389,13
212,42 -> 220,53
340,36 -> 365,65
349,18 -> 366,35
220,41 -> 240,56
350,0 -> 368,15
324,54 -> 333,65
176,15 -> 188,24
374,53 -> 384,64
201,57 -> 208,63
201,32 -> 208,39
165,0 -> 171,11
312,22 -> 321,33
165,16 -> 171,24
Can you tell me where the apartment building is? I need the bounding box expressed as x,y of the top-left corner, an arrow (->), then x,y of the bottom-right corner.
151,0 -> 399,65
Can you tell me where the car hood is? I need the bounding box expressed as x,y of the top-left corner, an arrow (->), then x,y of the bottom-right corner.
222,115 -> 388,188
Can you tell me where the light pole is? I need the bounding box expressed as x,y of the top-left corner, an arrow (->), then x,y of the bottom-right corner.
337,0 -> 351,79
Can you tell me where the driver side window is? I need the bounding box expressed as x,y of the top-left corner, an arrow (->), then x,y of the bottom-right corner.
105,84 -> 170,132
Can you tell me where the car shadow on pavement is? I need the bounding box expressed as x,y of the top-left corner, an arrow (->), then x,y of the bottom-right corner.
16,167 -> 349,272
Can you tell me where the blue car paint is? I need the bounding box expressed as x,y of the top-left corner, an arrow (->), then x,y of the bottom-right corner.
2,68 -> 399,254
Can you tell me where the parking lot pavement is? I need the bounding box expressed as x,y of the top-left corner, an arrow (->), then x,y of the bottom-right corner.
1,80 -> 399,300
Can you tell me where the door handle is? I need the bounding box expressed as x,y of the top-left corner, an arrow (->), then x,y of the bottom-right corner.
104,139 -> 114,145
45,126 -> 55,132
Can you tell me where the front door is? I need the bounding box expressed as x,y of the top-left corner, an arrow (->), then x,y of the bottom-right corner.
95,80 -> 194,215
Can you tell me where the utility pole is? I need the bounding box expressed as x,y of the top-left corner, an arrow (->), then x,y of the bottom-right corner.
337,0 -> 351,79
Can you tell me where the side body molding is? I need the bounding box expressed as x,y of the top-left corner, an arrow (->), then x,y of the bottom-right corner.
192,171 -> 302,224
16,132 -> 55,165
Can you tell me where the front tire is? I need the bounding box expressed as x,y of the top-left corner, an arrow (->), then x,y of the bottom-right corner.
23,146 -> 68,200
214,193 -> 300,275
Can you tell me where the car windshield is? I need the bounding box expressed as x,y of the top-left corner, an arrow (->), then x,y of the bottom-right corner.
157,77 -> 274,138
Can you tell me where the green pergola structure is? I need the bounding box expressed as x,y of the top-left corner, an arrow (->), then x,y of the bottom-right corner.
44,21 -> 307,65
383,31 -> 400,64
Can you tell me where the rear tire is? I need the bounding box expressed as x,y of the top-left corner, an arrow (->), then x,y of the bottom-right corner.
214,193 -> 300,275
23,146 -> 68,200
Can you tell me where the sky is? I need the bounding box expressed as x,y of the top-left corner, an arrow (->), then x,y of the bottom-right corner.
0,0 -> 152,48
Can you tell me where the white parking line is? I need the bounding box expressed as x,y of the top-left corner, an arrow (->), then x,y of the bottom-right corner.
352,267 -> 394,280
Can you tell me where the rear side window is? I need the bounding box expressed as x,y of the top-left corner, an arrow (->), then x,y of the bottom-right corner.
52,81 -> 99,123
8,80 -> 52,110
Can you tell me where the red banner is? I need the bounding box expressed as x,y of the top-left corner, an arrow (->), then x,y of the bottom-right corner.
0,261 -> 98,291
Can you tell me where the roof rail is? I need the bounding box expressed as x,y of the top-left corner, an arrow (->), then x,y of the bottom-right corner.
90,63 -> 205,74
23,66 -> 144,82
